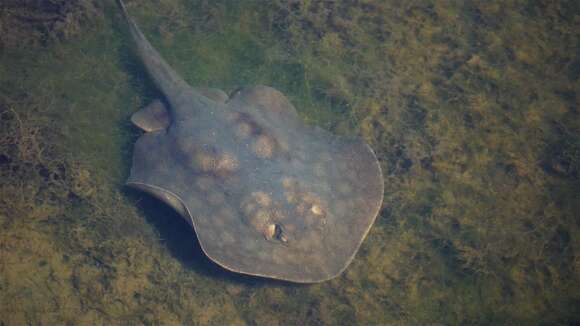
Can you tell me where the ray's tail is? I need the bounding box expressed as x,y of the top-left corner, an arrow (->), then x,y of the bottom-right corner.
116,0 -> 129,16
115,0 -> 193,112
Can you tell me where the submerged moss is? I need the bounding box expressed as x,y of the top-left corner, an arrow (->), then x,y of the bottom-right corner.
0,0 -> 103,49
1,0 -> 579,324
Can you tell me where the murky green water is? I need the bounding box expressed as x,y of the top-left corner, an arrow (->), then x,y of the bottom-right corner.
1,1 -> 579,325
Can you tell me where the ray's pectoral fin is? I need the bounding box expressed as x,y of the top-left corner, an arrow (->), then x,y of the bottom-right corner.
196,87 -> 229,103
129,182 -> 191,225
228,85 -> 299,119
131,99 -> 170,132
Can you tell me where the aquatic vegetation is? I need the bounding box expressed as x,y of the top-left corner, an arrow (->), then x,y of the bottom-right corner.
0,0 -> 103,48
0,0 -> 578,324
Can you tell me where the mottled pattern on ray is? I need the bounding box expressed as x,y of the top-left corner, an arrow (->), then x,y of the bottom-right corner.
118,0 -> 384,283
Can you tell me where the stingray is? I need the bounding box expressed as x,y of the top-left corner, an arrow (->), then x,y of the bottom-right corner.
117,0 -> 384,283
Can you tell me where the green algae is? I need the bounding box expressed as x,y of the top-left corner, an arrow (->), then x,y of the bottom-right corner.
1,0 -> 579,324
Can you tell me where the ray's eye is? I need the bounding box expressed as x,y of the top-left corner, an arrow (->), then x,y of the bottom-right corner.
273,223 -> 287,243
264,223 -> 288,242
